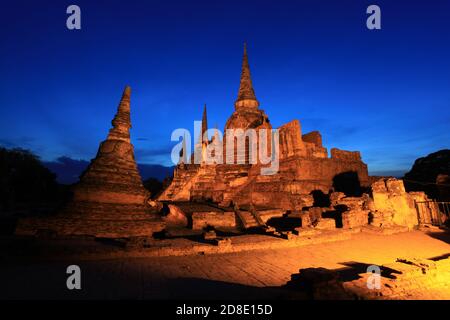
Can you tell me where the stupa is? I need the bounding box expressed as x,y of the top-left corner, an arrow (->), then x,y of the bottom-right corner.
159,44 -> 370,210
16,87 -> 165,238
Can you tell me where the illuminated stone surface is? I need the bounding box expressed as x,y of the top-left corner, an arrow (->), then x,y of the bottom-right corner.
1,230 -> 449,299
371,178 -> 419,229
16,87 -> 165,238
159,45 -> 370,211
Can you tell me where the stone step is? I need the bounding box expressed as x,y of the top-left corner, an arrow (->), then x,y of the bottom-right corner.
237,211 -> 260,229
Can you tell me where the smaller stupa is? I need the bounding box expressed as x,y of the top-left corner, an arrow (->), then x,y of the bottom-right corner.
16,87 -> 165,238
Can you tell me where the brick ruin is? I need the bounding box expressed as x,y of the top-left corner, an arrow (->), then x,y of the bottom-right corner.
161,176 -> 440,238
14,47 -> 447,241
158,45 -> 448,234
159,44 -> 370,210
16,87 -> 165,238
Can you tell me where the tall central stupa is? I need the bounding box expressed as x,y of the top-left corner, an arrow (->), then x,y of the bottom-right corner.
159,44 -> 370,209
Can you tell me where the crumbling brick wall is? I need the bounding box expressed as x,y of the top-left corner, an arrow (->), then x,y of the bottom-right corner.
302,131 -> 323,147
371,178 -> 419,229
331,148 -> 362,162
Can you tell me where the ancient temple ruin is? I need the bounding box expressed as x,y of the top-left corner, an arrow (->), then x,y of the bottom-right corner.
16,87 -> 165,238
14,47 -> 446,241
159,44 -> 370,210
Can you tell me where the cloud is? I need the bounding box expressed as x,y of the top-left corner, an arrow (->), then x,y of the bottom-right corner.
301,117 -> 365,142
0,136 -> 48,158
0,136 -> 36,149
134,144 -> 175,165
368,170 -> 407,178
43,157 -> 89,184
0,139 -> 16,148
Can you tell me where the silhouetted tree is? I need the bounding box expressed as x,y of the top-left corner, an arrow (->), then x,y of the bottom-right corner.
403,149 -> 450,201
143,177 -> 163,199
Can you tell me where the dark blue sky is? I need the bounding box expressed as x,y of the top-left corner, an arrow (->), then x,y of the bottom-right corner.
1,0 -> 449,176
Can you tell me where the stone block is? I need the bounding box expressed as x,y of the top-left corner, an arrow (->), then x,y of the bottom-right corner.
300,211 -> 312,227
330,192 -> 346,205
342,209 -> 369,229
302,131 -> 323,147
278,120 -> 306,159
307,207 -> 323,225
371,179 -> 387,193
203,230 -> 217,240
315,218 -> 336,230
299,194 -> 314,207
281,231 -> 296,240
386,178 -> 406,194
192,211 -> 236,230
335,197 -> 365,210
371,178 -> 418,230
258,209 -> 285,224
214,237 -> 232,247
165,204 -> 188,227
330,148 -> 361,161
294,227 -> 321,237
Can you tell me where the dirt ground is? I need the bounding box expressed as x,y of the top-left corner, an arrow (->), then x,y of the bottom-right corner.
1,230 -> 449,299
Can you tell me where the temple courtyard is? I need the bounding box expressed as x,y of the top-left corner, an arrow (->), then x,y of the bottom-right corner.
4,46 -> 450,301
1,229 -> 449,300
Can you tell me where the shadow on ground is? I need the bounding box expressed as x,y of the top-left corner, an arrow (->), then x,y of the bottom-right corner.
425,230 -> 450,245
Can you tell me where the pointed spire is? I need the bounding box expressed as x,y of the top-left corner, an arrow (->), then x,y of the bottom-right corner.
179,133 -> 188,164
235,42 -> 259,110
118,86 -> 131,113
107,86 -> 132,142
196,104 -> 209,146
202,104 -> 208,139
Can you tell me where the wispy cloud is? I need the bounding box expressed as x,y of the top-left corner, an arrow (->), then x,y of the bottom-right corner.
134,144 -> 175,165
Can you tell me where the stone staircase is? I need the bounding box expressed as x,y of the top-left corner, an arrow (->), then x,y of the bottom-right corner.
220,170 -> 254,206
236,210 -> 265,229
236,210 -> 258,229
190,165 -> 220,200
158,166 -> 199,201
219,164 -> 266,207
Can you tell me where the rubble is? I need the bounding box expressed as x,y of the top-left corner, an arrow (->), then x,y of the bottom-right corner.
192,211 -> 236,230
203,230 -> 217,240
165,205 -> 188,227
285,256 -> 450,300
371,178 -> 419,230
314,218 -> 336,230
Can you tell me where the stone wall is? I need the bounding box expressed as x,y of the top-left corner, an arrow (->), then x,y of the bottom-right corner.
164,204 -> 189,227
302,131 -> 322,147
278,120 -> 305,159
409,191 -> 447,226
302,131 -> 328,158
330,148 -> 361,162
15,214 -> 165,238
283,157 -> 369,189
258,209 -> 286,223
160,121 -> 370,207
371,178 -> 419,229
